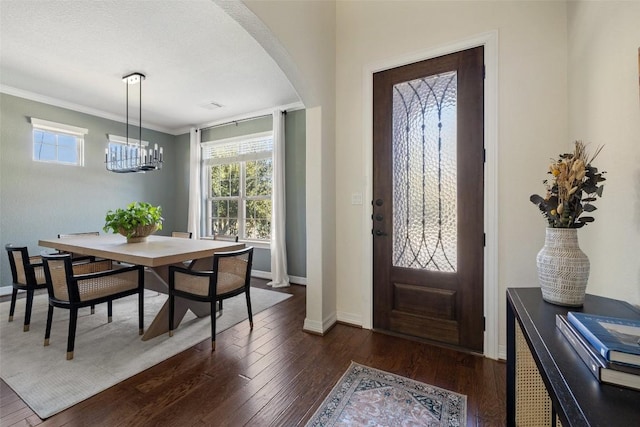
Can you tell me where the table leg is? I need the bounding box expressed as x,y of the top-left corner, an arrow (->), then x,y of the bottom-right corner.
141,264 -> 213,341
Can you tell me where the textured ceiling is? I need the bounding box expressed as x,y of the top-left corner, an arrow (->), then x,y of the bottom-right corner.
0,0 -> 300,134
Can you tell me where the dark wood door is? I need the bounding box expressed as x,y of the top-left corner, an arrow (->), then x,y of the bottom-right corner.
372,46 -> 484,352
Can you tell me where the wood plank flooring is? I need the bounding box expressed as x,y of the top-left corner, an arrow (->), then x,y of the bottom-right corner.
0,280 -> 506,426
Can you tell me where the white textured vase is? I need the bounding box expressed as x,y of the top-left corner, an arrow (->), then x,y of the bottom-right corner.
536,227 -> 590,307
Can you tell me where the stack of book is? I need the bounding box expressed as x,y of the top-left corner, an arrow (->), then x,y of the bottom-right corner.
556,312 -> 640,391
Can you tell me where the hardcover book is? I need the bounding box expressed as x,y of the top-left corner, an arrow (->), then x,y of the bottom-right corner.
567,311 -> 640,366
556,315 -> 640,391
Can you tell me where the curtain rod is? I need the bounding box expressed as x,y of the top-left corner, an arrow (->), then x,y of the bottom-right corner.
200,111 -> 286,132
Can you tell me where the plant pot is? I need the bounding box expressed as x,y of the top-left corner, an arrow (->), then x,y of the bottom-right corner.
119,224 -> 158,243
536,227 -> 590,307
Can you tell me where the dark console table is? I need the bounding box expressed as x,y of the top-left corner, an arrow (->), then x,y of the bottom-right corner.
507,287 -> 640,426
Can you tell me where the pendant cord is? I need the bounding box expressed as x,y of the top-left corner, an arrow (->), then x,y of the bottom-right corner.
139,76 -> 142,160
126,81 -> 129,146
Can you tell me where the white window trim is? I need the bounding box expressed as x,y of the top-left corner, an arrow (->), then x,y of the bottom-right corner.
31,118 -> 88,136
201,130 -> 272,147
107,134 -> 150,147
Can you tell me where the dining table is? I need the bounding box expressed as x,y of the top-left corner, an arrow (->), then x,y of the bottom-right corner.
38,234 -> 245,340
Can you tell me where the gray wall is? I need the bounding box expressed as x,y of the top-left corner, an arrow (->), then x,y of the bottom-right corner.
283,110 -> 306,278
192,110 -> 306,277
1,95 -> 306,286
0,94 -> 179,287
173,132 -> 191,233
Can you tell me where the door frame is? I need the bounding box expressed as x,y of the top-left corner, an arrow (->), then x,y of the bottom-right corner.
361,31 -> 500,359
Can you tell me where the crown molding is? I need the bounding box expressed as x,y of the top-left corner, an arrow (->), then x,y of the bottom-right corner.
186,101 -> 305,134
0,85 -> 177,135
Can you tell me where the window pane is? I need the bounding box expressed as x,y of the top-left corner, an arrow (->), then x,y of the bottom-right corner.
57,134 -> 76,148
211,200 -> 238,236
210,164 -> 240,197
245,199 -> 271,239
34,142 -> 56,161
246,158 -> 273,197
58,147 -> 77,163
211,218 -> 238,236
35,130 -> 56,145
33,130 -> 56,161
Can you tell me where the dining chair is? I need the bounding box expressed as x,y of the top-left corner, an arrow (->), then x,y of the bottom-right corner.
213,233 -> 239,242
41,252 -> 145,360
5,244 -> 48,332
168,247 -> 253,351
171,231 -> 192,239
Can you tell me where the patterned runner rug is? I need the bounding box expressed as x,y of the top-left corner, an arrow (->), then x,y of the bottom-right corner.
306,362 -> 466,427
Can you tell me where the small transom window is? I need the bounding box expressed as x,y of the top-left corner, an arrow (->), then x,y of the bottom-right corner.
31,118 -> 87,166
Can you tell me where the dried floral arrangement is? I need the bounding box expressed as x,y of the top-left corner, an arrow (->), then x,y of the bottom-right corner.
530,141 -> 606,228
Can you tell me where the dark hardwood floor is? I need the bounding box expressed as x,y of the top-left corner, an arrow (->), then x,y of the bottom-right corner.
0,280 -> 506,426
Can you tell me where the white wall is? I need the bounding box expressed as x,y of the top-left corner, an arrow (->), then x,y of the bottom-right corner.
241,0 -> 338,333
567,1 -> 640,304
335,1 -> 569,356
237,0 -> 638,356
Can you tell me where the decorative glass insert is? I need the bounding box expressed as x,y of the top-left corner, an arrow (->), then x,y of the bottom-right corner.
392,71 -> 458,272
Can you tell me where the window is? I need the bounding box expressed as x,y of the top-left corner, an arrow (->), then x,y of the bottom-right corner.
203,132 -> 273,241
31,118 -> 87,166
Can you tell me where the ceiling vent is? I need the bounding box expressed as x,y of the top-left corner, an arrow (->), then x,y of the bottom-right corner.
200,101 -> 224,110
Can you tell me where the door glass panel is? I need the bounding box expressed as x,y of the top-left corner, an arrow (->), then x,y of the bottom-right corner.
392,71 -> 457,272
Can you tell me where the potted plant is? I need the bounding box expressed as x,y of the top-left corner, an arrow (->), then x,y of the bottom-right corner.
103,202 -> 163,243
530,141 -> 606,306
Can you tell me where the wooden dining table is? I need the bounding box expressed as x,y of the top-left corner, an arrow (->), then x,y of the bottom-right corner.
38,234 -> 244,341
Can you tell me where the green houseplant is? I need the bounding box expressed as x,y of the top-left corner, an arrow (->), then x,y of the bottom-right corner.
103,202 -> 163,243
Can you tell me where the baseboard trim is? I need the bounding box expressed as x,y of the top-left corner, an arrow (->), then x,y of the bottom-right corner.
303,312 -> 337,335
498,344 -> 506,361
251,269 -> 307,286
336,311 -> 363,327
0,286 -> 14,297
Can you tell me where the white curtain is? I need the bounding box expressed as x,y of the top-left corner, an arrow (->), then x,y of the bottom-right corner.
268,110 -> 290,287
187,128 -> 201,239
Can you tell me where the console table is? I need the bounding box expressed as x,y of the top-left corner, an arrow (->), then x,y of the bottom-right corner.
507,287 -> 640,426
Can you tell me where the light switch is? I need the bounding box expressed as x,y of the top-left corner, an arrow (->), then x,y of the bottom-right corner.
351,192 -> 363,205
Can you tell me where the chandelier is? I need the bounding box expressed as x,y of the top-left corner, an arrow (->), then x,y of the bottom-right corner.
105,72 -> 163,173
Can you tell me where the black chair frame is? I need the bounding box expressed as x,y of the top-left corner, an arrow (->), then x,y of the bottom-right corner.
41,252 -> 145,360
168,247 -> 253,351
171,231 -> 193,239
5,244 -> 47,332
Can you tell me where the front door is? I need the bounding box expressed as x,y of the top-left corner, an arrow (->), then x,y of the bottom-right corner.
372,46 -> 485,353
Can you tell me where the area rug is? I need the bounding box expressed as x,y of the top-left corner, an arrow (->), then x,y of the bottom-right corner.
306,362 -> 467,427
0,287 -> 291,419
